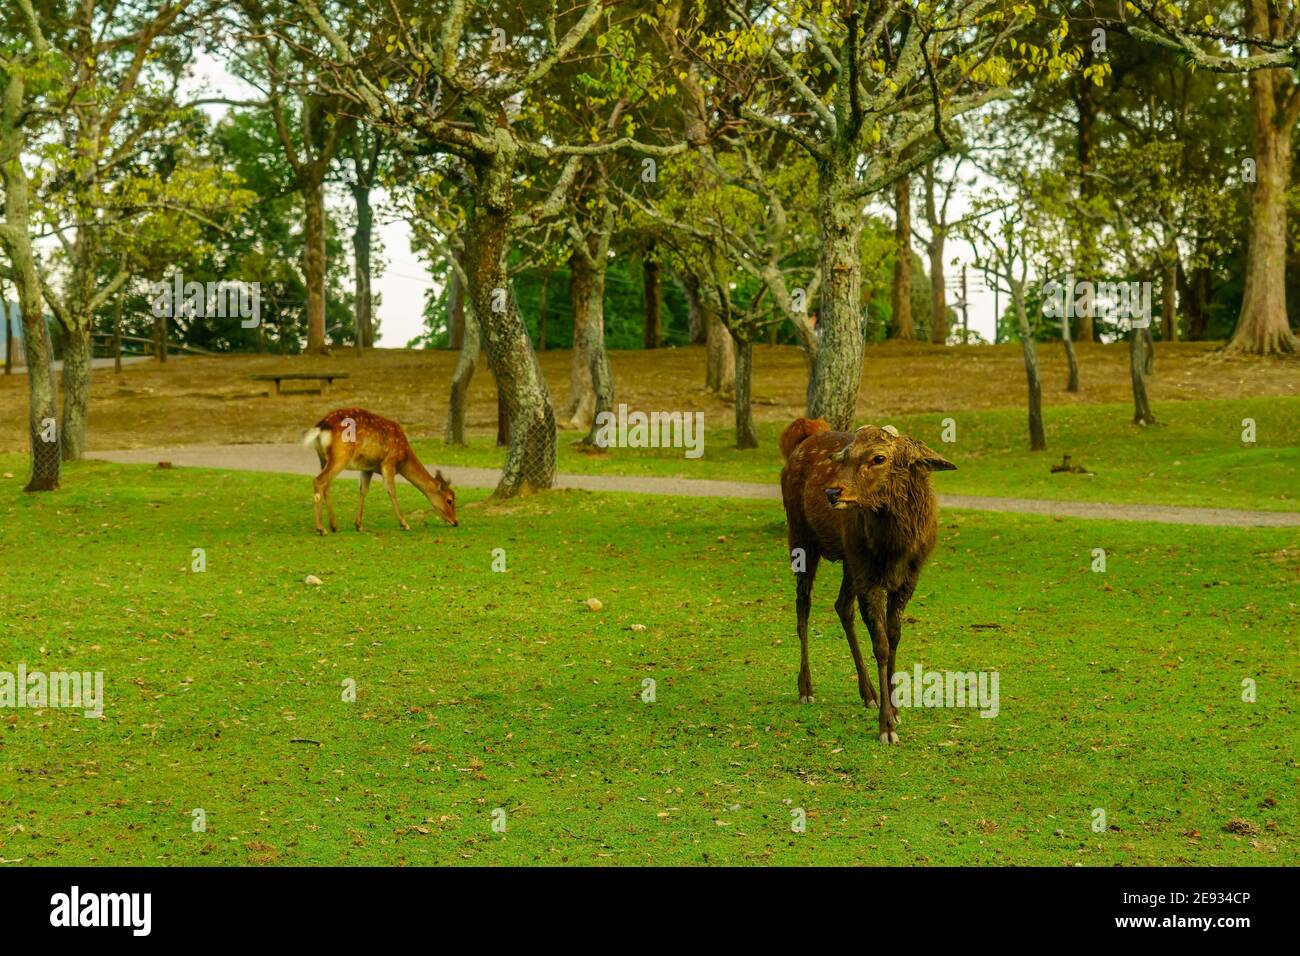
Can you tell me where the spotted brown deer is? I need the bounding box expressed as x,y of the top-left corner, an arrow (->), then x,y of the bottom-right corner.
779,418 -> 955,743
302,408 -> 458,534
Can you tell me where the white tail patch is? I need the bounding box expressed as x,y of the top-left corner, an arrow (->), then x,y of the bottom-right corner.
302,427 -> 332,449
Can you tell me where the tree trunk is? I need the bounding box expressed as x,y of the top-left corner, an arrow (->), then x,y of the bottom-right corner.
448,266 -> 464,350
1227,63 -> 1298,354
1178,257 -> 1210,341
303,176 -> 329,354
445,275 -> 479,446
685,269 -> 734,393
733,336 -> 758,449
643,247 -> 661,349
155,310 -> 168,363
1074,61 -> 1097,344
705,308 -> 734,394
464,156 -> 556,496
1130,325 -> 1156,425
1061,310 -> 1080,393
351,182 -> 374,351
565,251 -> 596,429
890,177 -> 914,340
4,301 -> 11,375
112,295 -> 123,375
2,73 -> 59,489
807,166 -> 864,429
682,272 -> 707,343
1062,340 -> 1079,393
1161,258 -> 1178,342
580,261 -> 614,445
1013,286 -> 1046,451
24,311 -> 60,490
60,321 -> 92,461
495,379 -> 510,448
928,233 -> 947,345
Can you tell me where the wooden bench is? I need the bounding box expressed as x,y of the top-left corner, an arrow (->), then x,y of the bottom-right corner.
251,372 -> 349,396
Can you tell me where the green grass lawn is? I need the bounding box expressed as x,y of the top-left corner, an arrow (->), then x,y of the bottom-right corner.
418,396 -> 1300,512
1,460 -> 1296,865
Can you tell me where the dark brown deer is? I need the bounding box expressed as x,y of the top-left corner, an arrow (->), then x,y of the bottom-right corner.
779,417 -> 955,743
303,408 -> 458,534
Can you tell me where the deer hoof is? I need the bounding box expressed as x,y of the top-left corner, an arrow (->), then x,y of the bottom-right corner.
798,695 -> 815,705
879,730 -> 899,744
400,523 -> 411,531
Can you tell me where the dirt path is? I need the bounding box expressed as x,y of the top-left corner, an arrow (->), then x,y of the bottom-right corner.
91,444 -> 1300,528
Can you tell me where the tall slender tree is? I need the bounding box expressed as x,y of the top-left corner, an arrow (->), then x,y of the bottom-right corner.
1131,1 -> 1300,354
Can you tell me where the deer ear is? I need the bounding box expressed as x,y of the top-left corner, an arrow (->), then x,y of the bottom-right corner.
908,440 -> 956,471
829,446 -> 849,463
435,469 -> 446,483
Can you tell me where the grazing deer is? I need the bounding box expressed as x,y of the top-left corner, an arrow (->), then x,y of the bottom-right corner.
302,408 -> 458,534
779,418 -> 955,744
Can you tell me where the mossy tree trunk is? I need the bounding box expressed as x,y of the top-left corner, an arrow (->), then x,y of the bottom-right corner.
303,176 -> 328,353
565,250 -> 596,429
0,93 -> 61,489
807,160 -> 865,430
464,144 -> 556,496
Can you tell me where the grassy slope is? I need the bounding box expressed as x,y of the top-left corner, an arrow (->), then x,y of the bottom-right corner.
416,396 -> 1300,512
1,462 -> 1296,865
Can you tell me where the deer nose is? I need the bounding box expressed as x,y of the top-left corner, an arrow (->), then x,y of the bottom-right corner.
825,487 -> 841,506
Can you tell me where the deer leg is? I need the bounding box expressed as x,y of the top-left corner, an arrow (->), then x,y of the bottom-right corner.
858,587 -> 897,743
312,456 -> 348,535
381,462 -> 410,530
354,471 -> 373,531
886,583 -> 916,725
794,551 -> 820,703
836,570 -> 877,708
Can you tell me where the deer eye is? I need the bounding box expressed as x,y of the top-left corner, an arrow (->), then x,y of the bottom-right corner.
871,455 -> 887,465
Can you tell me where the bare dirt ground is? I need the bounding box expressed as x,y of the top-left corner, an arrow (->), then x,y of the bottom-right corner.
1,340 -> 1295,451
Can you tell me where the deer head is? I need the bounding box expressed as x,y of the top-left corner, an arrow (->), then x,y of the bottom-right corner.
427,470 -> 459,526
824,425 -> 956,511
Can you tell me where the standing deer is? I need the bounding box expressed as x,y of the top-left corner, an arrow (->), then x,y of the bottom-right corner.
779,417 -> 955,744
302,408 -> 458,534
